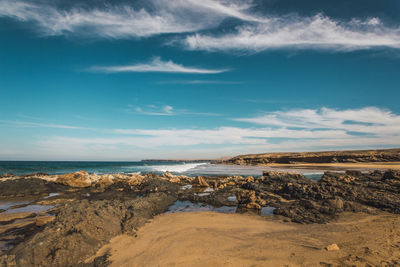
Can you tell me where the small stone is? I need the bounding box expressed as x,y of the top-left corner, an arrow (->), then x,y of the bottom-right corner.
326,243 -> 340,251
35,216 -> 55,227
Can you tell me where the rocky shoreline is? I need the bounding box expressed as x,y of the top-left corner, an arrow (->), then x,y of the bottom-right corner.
220,148 -> 400,165
1,169 -> 400,266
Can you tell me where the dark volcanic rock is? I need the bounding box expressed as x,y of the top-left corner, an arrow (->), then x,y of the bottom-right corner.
250,170 -> 400,223
0,179 -> 69,198
4,192 -> 176,267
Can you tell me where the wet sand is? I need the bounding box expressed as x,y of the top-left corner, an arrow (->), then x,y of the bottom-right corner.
93,211 -> 400,267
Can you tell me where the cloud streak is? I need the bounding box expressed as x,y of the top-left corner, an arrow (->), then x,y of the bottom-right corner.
126,104 -> 220,116
89,58 -> 229,74
0,0 -> 258,38
0,120 -> 89,130
2,1 -> 399,52
185,14 -> 400,52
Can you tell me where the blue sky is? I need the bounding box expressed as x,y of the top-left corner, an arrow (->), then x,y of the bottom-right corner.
0,0 -> 400,160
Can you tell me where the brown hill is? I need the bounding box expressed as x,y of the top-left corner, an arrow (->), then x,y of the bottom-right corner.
220,148 -> 400,165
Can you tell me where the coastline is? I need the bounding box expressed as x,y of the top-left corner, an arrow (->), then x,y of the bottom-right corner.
1,168 -> 400,266
224,161 -> 400,170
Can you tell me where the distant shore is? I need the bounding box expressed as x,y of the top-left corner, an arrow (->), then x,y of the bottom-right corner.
238,161 -> 400,170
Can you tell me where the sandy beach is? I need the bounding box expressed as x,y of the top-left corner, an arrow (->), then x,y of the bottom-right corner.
93,211 -> 400,267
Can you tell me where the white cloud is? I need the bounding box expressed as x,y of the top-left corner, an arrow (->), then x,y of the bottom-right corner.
89,57 -> 229,74
3,107 -> 400,160
40,127 -> 350,151
0,0 -> 259,38
33,123 -> 400,160
233,107 -> 400,136
133,104 -> 175,116
185,14 -> 400,52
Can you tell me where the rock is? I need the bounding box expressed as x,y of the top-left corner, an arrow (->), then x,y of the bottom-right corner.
236,190 -> 262,210
34,216 -> 55,227
161,172 -> 185,183
245,176 -> 255,183
0,173 -> 14,178
263,171 -> 306,181
8,193 -> 177,267
169,177 -> 181,183
162,171 -> 174,178
127,174 -> 144,186
0,178 -> 68,198
245,202 -> 261,210
56,171 -> 93,187
96,177 -> 114,188
326,198 -> 344,210
383,169 -> 400,180
192,176 -> 209,187
0,212 -> 35,224
325,243 -> 340,251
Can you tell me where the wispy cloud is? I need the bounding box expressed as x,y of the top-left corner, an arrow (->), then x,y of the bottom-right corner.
156,80 -> 242,85
2,1 -> 399,53
0,120 -> 90,130
184,14 -> 400,52
88,57 -> 229,74
0,0 -> 259,38
133,105 -> 175,116
126,104 -> 220,117
233,107 -> 400,136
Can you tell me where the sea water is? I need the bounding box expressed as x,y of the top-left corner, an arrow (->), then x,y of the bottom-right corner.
0,161 -> 324,180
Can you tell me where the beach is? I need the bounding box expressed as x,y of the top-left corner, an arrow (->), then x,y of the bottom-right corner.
93,211 -> 400,267
1,160 -> 400,266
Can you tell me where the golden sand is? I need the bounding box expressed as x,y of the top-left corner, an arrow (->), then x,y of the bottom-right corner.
91,211 -> 400,266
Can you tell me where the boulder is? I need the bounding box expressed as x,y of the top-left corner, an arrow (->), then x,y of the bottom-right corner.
162,171 -> 174,179
383,170 -> 400,181
127,174 -> 144,186
56,171 -> 93,188
236,190 -> 263,210
96,177 -> 114,188
192,176 -> 209,187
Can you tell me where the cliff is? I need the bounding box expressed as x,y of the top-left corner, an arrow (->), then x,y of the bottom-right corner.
220,148 -> 400,165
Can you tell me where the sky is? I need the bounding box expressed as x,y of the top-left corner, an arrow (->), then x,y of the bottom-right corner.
0,0 -> 400,161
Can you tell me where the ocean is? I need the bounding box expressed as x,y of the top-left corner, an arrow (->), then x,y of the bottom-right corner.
0,161 -> 324,180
